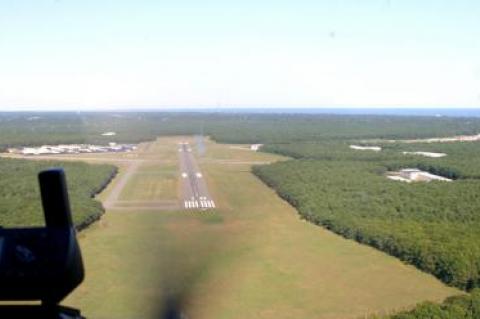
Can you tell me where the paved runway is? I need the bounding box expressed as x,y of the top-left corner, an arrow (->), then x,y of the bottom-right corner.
178,142 -> 215,210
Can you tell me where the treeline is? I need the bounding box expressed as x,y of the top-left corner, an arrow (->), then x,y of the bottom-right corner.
385,289 -> 480,319
263,141 -> 405,161
253,158 -> 480,289
0,158 -> 117,229
263,141 -> 480,179
3,112 -> 480,148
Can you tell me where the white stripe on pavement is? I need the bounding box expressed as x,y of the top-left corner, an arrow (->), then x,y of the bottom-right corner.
184,200 -> 216,210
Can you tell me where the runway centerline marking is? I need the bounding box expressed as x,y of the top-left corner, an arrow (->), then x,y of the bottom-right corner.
179,142 -> 215,211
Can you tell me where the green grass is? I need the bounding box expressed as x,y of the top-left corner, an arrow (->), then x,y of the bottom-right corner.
64,137 -> 460,319
198,213 -> 224,224
119,163 -> 178,201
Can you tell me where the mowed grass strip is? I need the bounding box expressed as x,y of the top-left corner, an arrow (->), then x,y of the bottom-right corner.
65,137 -> 460,319
182,148 -> 459,318
119,162 -> 178,201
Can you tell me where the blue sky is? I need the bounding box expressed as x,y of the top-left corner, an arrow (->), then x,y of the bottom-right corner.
0,0 -> 479,110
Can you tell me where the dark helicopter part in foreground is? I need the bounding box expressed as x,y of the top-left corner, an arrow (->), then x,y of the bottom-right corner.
0,168 -> 84,317
0,305 -> 83,319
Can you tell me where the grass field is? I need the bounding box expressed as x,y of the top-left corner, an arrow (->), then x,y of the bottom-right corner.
119,163 -> 178,201
62,137 -> 460,319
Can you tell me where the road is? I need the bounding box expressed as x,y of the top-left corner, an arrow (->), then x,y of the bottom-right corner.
103,161 -> 141,209
178,142 -> 215,210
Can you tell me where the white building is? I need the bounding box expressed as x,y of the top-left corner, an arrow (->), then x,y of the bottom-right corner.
250,144 -> 263,151
399,168 -> 422,180
349,145 -> 382,151
388,168 -> 452,183
10,143 -> 136,156
402,151 -> 447,158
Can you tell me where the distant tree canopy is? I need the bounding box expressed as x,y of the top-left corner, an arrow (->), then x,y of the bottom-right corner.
2,112 -> 480,148
0,158 -> 116,229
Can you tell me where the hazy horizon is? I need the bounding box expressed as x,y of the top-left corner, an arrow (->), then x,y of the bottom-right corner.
2,107 -> 480,118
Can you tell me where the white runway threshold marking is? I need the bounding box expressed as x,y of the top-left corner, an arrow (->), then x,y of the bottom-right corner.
183,200 -> 216,211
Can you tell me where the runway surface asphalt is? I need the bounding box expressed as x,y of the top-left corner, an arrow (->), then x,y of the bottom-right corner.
178,142 -> 215,210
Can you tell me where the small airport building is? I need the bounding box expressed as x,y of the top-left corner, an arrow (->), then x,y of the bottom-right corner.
7,143 -> 136,156
349,145 -> 382,151
250,144 -> 263,151
387,168 -> 452,183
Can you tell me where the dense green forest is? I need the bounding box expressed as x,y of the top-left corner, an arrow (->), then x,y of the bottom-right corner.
2,112 -> 480,149
254,140 -> 480,290
0,158 -> 116,229
385,289 -> 480,319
